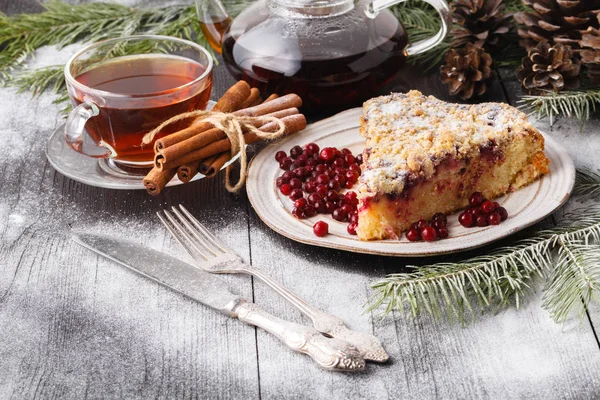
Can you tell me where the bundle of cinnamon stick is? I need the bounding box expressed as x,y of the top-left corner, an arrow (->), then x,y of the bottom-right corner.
143,81 -> 306,195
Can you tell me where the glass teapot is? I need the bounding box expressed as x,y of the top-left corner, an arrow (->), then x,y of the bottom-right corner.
196,0 -> 449,112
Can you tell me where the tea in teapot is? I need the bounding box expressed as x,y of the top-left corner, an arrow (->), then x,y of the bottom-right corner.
197,0 -> 449,112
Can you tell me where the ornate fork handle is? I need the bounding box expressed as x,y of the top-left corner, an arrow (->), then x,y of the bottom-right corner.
231,300 -> 365,372
239,266 -> 389,363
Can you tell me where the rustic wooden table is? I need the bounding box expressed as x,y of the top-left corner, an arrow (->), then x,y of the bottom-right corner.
1,0 -> 599,399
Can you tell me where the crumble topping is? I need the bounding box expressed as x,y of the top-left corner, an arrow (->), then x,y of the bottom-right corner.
359,90 -> 538,195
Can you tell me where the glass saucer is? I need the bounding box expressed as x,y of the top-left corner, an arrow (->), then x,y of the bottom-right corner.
45,101 -> 237,190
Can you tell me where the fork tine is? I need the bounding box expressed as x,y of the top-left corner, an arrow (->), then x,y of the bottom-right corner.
157,210 -> 211,261
169,206 -> 226,256
177,205 -> 229,254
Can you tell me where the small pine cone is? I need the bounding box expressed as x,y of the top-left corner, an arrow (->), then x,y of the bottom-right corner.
517,41 -> 581,94
579,27 -> 600,84
514,0 -> 600,51
440,44 -> 494,100
451,0 -> 512,50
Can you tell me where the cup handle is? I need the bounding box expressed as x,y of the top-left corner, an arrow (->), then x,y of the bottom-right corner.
365,0 -> 450,56
65,101 -> 116,158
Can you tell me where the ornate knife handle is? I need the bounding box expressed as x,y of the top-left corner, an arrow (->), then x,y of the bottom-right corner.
231,301 -> 365,372
250,269 -> 389,363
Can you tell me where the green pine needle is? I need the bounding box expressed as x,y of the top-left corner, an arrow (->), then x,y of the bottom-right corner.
518,89 -> 600,124
367,169 -> 600,325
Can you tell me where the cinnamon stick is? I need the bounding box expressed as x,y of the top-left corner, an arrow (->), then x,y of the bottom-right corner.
156,104 -> 301,168
204,152 -> 231,178
176,160 -> 202,183
154,81 -> 252,152
198,154 -> 220,175
156,114 -> 307,170
154,94 -> 302,152
143,167 -> 178,196
241,88 -> 261,108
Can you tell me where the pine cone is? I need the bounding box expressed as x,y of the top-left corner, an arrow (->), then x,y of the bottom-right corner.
451,0 -> 512,50
517,41 -> 581,94
440,44 -> 494,100
514,0 -> 600,51
579,26 -> 600,84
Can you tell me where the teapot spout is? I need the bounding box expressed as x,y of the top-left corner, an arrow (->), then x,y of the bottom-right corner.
195,0 -> 232,54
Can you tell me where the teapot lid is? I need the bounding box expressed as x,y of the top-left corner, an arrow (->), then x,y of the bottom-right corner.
270,0 -> 355,17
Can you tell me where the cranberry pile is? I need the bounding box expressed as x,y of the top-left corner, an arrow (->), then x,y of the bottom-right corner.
458,191 -> 508,228
405,213 -> 449,242
275,143 -> 363,237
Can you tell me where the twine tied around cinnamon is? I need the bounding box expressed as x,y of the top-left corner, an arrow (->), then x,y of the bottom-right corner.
142,111 -> 286,193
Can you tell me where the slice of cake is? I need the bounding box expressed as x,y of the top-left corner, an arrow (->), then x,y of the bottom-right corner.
356,90 -> 549,241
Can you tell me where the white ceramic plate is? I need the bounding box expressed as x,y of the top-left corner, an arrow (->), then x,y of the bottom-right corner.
246,107 -> 576,257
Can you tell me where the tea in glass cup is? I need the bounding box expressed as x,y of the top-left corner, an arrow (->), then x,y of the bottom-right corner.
64,35 -> 213,167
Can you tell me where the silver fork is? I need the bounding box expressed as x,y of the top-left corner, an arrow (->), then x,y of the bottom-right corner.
158,205 -> 389,363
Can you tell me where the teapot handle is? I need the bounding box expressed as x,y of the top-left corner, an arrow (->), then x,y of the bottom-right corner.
365,0 -> 450,56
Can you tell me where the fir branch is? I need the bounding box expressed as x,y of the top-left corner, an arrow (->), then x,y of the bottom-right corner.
367,170 -> 600,324
518,89 -> 600,124
574,168 -> 600,201
14,65 -> 65,97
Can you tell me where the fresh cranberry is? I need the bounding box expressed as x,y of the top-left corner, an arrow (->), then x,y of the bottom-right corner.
294,198 -> 307,208
290,188 -> 304,200
432,213 -> 447,224
332,209 -> 348,222
306,158 -> 317,168
341,148 -> 352,156
333,157 -> 345,168
498,206 -> 508,221
279,184 -> 291,196
406,228 -> 421,242
292,207 -> 305,219
436,227 -> 449,239
311,170 -> 320,178
324,190 -> 337,202
304,164 -> 313,173
289,178 -> 302,190
313,221 -> 328,237
304,181 -> 316,193
347,223 -> 358,235
308,193 -> 323,205
333,174 -> 347,187
355,154 -> 363,165
344,191 -> 358,202
281,171 -> 294,183
319,147 -> 337,163
328,180 -> 342,191
349,213 -> 359,224
275,150 -> 287,162
469,192 -> 485,207
421,226 -> 437,242
295,154 -> 308,166
326,169 -> 336,179
276,177 -> 285,187
315,164 -> 328,174
346,170 -> 359,183
304,205 -> 317,218
348,164 -> 361,173
316,185 -> 328,197
290,145 -> 303,159
334,167 -> 346,176
340,204 -> 354,215
305,143 -> 320,155
314,201 -> 327,214
458,212 -> 474,227
432,219 -> 446,230
346,182 -> 354,189
481,200 -> 496,214
325,201 -> 336,213
344,154 -> 355,165
488,212 -> 501,225
476,215 -> 488,227
468,207 -> 482,216
292,167 -> 306,179
316,174 -> 330,185
279,157 -> 293,170
416,219 -> 429,230
292,158 -> 305,168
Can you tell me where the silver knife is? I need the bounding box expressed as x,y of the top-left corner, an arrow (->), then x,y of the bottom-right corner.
72,233 -> 365,372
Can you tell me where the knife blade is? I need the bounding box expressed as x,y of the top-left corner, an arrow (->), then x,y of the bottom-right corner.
73,233 -> 241,315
